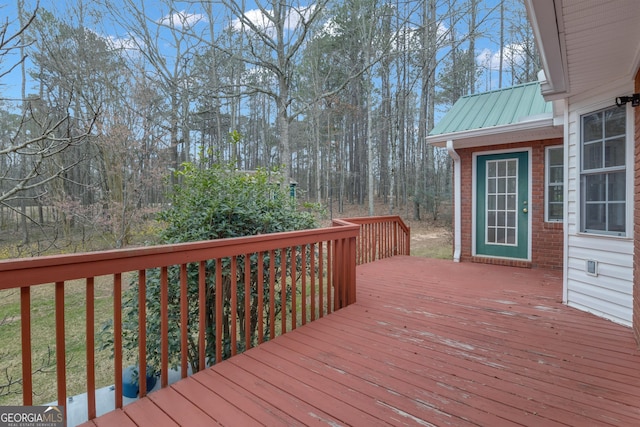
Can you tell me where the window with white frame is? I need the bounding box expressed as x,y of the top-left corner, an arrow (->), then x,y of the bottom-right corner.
580,105 -> 626,235
545,146 -> 563,222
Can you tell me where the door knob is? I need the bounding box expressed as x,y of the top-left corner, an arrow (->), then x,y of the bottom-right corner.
523,208 -> 528,213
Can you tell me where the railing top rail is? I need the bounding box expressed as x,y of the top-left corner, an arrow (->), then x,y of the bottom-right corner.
337,216 -> 410,234
0,223 -> 360,289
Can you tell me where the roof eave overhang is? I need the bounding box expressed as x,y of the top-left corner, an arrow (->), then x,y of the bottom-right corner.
525,0 -> 569,99
427,118 -> 562,149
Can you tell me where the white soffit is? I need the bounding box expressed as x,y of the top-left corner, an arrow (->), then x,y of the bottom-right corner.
527,0 -> 640,99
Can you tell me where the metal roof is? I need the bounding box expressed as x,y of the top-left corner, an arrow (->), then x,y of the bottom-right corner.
429,81 -> 553,137
426,81 -> 562,148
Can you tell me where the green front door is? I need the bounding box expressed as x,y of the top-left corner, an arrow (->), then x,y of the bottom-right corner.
476,151 -> 529,259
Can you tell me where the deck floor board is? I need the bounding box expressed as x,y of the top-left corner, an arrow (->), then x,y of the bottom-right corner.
81,257 -> 640,426
195,369 -> 299,426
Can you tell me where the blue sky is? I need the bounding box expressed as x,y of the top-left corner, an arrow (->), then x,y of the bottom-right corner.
1,0 -> 527,105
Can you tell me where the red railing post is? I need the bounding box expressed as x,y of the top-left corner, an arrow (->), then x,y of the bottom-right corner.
280,250 -> 287,333
333,238 -> 343,308
198,261 -> 206,372
244,254 -> 252,349
20,287 -> 32,406
86,277 -> 96,420
257,252 -> 265,343
160,267 -> 169,388
291,246 -> 297,331
55,281 -> 66,416
231,256 -> 238,356
180,263 -> 188,378
138,270 -> 147,398
268,251 -> 276,339
215,258 -> 223,364
347,235 -> 357,305
327,240 -> 333,314
114,273 -> 123,409
301,246 -> 307,325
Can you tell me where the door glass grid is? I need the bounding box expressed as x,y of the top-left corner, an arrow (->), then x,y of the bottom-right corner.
486,159 -> 518,246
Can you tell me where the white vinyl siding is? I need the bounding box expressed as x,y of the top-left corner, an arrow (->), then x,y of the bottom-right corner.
565,234 -> 633,326
564,84 -> 634,327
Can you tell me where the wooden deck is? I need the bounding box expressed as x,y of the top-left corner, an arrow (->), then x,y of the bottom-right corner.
82,256 -> 640,426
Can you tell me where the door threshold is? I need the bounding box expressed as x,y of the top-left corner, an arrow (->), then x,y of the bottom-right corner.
471,256 -> 532,269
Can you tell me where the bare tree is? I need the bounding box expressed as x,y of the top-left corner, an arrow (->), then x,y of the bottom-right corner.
215,0 -> 330,186
1,3 -> 97,250
100,0 -> 204,187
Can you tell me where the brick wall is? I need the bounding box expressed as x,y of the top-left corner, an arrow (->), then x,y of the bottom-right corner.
455,139 -> 564,270
634,69 -> 640,345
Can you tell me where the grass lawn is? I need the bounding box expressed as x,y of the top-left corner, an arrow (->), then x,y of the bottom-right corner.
0,277 -> 120,406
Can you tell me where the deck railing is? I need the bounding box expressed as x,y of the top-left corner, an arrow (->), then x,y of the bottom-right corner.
336,216 -> 410,264
0,215 -> 408,423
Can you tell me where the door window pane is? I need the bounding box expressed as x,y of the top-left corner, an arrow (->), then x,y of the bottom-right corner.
488,162 -> 496,177
497,195 -> 505,210
488,211 -> 496,226
488,195 -> 496,210
498,177 -> 506,193
498,161 -> 506,176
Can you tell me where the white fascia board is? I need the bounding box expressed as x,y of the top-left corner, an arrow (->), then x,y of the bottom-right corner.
427,117 -> 560,148
524,0 -> 568,97
629,41 -> 640,79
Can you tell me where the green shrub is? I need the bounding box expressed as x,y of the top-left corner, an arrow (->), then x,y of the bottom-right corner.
159,162 -> 317,241
102,161 -> 319,375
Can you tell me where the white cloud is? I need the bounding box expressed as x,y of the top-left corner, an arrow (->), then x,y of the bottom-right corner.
476,43 -> 527,70
104,34 -> 139,51
503,43 -> 527,65
476,47 -> 497,69
83,27 -> 139,53
158,10 -> 206,29
232,5 -> 316,34
232,8 -> 271,32
285,5 -> 315,29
